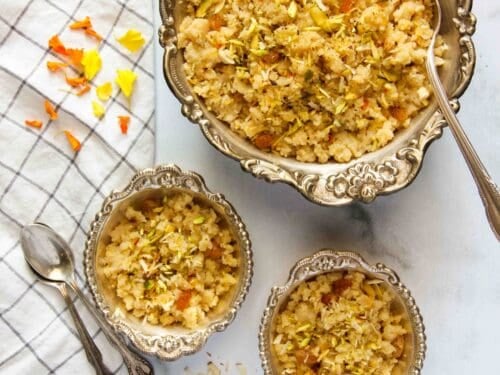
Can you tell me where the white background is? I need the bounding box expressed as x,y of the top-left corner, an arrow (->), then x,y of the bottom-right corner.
153,1 -> 500,373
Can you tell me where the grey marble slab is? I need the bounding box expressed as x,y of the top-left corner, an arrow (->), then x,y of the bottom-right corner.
152,1 -> 499,373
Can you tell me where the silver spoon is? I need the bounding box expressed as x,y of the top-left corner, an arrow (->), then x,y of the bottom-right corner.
427,0 -> 500,240
20,223 -> 154,375
25,262 -> 112,375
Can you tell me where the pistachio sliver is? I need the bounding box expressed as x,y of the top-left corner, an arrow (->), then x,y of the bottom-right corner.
310,6 -> 329,30
288,1 -> 298,19
195,0 -> 215,17
193,216 -> 205,225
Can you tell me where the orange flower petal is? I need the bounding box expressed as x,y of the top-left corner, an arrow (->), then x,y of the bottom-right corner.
48,35 -> 68,55
76,83 -> 91,96
64,130 -> 81,151
118,116 -> 130,134
65,75 -> 87,87
44,100 -> 58,120
66,48 -> 84,66
85,28 -> 103,42
69,16 -> 92,30
25,119 -> 43,129
47,61 -> 69,72
69,16 -> 103,41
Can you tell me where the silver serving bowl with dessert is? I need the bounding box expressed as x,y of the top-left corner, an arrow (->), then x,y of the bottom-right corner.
259,250 -> 425,374
84,164 -> 253,360
159,0 -> 475,205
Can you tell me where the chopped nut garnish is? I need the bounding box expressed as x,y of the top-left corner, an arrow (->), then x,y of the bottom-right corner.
178,0 -> 442,163
272,272 -> 408,374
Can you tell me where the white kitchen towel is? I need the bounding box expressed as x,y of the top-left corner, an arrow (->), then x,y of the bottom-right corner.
0,0 -> 155,373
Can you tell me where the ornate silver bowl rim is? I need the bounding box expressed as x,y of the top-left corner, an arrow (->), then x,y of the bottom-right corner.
84,164 -> 253,360
159,0 -> 476,205
258,250 -> 426,374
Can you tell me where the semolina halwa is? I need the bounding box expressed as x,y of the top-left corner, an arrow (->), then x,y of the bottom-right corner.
272,271 -> 409,374
178,0 -> 446,163
98,192 -> 240,329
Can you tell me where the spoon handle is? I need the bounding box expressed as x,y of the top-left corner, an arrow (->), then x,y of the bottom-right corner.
68,281 -> 154,375
59,283 -> 113,375
426,42 -> 500,241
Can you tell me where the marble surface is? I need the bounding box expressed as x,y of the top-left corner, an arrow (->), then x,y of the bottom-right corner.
153,1 -> 499,373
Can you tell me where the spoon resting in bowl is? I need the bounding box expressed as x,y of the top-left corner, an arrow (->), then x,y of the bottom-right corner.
427,0 -> 500,240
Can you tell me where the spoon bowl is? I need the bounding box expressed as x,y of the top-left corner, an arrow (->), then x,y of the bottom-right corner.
20,223 -> 75,283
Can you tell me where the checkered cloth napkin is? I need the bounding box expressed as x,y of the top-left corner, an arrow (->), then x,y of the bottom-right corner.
0,0 -> 155,373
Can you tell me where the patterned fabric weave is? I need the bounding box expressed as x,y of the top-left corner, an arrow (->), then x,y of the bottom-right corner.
0,1 -> 155,373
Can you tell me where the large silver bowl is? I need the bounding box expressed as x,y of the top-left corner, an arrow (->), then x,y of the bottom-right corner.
259,250 -> 426,374
84,164 -> 253,360
159,0 -> 476,205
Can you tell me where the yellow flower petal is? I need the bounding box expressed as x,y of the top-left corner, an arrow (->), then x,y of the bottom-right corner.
116,29 -> 146,53
115,69 -> 137,99
96,81 -> 113,101
81,49 -> 102,80
92,100 -> 105,118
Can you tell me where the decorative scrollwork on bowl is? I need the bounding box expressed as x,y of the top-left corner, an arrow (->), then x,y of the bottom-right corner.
326,162 -> 399,203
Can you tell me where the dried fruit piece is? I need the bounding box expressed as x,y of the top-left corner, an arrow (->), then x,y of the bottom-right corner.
25,119 -> 43,129
389,106 -> 408,122
340,0 -> 355,13
331,277 -> 352,296
81,49 -> 102,80
118,115 -> 130,134
321,292 -> 335,305
115,69 -> 137,98
175,290 -> 192,311
254,132 -> 274,150
116,29 -> 145,52
295,349 -> 318,365
64,130 -> 81,151
46,61 -> 68,72
262,50 -> 281,64
206,243 -> 223,259
208,14 -> 224,31
44,100 -> 58,120
96,82 -> 112,101
92,100 -> 105,119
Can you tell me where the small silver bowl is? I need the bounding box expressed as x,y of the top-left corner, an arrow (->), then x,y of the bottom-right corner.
259,250 -> 426,374
159,0 -> 476,205
84,164 -> 253,360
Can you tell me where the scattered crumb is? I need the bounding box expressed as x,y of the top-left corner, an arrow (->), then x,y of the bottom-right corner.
235,363 -> 247,375
207,362 -> 221,375
183,362 -> 248,375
